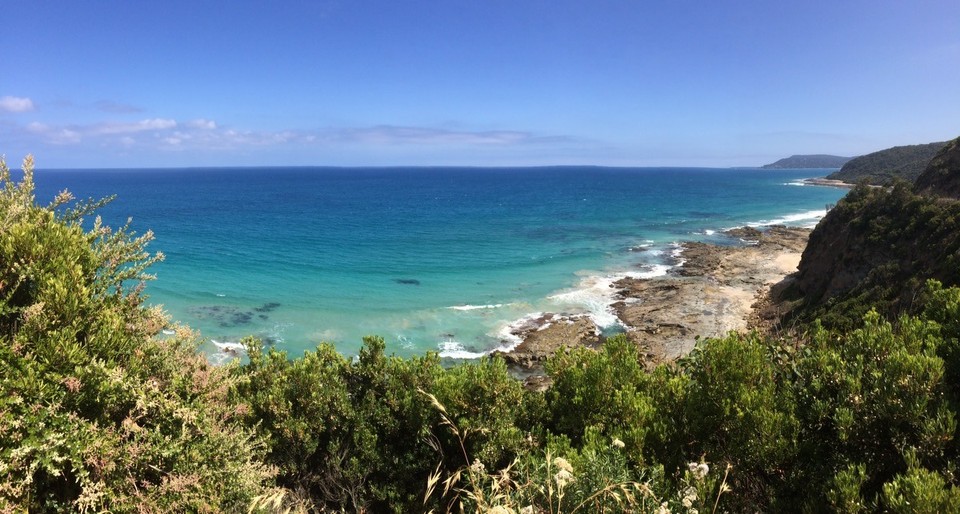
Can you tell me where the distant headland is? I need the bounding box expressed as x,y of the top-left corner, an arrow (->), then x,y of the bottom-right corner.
760,154 -> 852,169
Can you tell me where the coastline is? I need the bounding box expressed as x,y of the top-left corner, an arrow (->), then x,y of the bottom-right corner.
802,177 -> 855,188
502,225 -> 811,374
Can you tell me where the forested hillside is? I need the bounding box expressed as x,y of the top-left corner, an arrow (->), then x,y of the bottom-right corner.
826,141 -> 946,185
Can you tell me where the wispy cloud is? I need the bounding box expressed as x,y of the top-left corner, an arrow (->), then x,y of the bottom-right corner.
90,118 -> 178,135
26,122 -> 81,144
0,96 -> 35,113
186,118 -> 217,130
16,117 -> 572,152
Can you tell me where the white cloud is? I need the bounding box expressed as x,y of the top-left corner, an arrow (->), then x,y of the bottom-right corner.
10,114 -> 577,160
0,96 -> 35,113
92,118 -> 177,135
187,118 -> 217,130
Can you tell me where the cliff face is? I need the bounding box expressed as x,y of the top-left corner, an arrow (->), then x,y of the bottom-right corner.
784,136 -> 960,329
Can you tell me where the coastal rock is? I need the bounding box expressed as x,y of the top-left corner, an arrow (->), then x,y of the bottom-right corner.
614,226 -> 811,360
498,313 -> 600,369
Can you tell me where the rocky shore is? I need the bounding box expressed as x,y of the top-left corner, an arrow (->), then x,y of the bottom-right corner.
501,225 -> 812,377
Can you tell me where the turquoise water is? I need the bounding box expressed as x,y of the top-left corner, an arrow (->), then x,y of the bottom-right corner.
30,167 -> 846,361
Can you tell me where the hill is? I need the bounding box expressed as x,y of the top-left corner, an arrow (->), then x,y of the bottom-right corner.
825,141 -> 947,185
778,136 -> 960,329
760,154 -> 851,169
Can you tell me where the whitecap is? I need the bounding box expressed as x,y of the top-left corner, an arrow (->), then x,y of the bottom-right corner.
745,209 -> 826,227
397,334 -> 415,350
448,303 -> 506,311
437,341 -> 488,359
208,339 -> 246,365
548,265 -> 671,329
494,311 -> 545,352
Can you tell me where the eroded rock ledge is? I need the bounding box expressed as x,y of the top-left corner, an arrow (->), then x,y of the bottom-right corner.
502,225 -> 812,378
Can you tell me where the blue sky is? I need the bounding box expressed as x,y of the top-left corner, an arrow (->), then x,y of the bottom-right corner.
2,1 -> 959,168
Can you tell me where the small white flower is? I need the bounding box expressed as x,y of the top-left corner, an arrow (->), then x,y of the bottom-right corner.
688,461 -> 710,480
698,463 -> 709,477
554,468 -> 575,488
612,438 -> 625,449
470,458 -> 485,474
553,457 -> 573,473
657,501 -> 672,514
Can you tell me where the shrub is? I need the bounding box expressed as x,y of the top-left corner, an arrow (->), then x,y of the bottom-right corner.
0,156 -> 273,512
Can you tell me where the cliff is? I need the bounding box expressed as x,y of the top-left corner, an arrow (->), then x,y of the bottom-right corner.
826,141 -> 946,185
761,154 -> 851,169
780,136 -> 960,329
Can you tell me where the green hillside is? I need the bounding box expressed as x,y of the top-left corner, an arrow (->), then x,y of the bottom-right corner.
826,141 -> 947,185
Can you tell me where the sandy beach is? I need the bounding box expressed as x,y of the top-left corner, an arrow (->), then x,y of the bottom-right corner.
502,225 -> 811,375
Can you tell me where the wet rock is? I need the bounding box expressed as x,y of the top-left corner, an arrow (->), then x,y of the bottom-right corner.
497,314 -> 600,370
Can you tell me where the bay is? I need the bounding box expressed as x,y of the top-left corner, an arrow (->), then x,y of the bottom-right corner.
29,166 -> 846,361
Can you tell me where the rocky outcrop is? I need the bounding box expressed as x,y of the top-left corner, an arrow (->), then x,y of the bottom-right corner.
613,226 -> 811,360
499,226 -> 813,369
497,314 -> 600,370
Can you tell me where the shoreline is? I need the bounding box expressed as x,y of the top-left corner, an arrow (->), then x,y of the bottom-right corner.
802,177 -> 855,188
501,225 -> 811,375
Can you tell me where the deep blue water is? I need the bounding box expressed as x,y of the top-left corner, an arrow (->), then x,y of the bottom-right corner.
28,166 -> 847,361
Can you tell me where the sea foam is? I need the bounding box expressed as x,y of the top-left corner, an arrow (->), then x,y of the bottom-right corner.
548,264 -> 672,329
437,341 -> 490,359
746,209 -> 826,227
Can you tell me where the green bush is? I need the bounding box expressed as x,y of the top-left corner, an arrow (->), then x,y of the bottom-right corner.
0,156 -> 274,511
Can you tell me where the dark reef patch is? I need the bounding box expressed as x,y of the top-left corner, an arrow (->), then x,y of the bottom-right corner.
189,301 -> 282,328
254,302 -> 281,313
394,278 -> 421,286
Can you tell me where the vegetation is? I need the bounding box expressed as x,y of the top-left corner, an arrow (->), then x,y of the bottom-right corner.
0,157 -> 275,511
826,141 -> 946,185
4,153 -> 960,512
780,180 -> 960,331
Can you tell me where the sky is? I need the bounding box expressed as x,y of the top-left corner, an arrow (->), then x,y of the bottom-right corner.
2,0 -> 959,168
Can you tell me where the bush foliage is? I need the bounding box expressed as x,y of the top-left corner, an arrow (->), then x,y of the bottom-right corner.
4,156 -> 960,512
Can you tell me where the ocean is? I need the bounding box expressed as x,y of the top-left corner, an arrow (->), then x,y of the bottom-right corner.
29,166 -> 847,362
